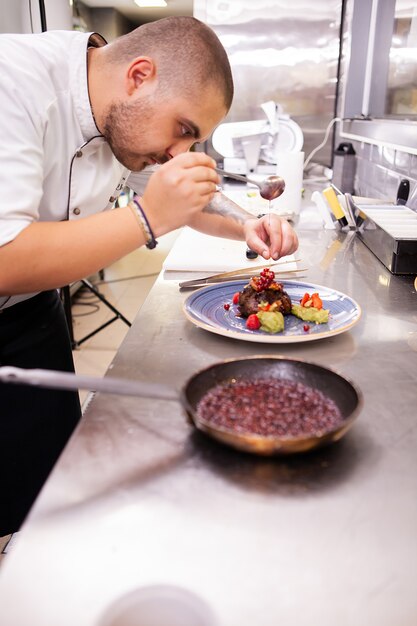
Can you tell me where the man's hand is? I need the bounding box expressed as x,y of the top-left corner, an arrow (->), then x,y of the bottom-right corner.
141,152 -> 220,236
243,214 -> 298,260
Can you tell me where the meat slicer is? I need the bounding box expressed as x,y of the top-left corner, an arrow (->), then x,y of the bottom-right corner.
211,101 -> 304,177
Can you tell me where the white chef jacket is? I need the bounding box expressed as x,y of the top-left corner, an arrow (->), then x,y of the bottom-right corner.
0,30 -> 151,309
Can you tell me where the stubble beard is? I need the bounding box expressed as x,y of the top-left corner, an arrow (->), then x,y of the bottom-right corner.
102,98 -> 159,171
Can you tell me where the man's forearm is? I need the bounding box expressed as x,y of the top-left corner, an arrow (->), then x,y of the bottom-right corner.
190,192 -> 255,239
0,206 -> 144,296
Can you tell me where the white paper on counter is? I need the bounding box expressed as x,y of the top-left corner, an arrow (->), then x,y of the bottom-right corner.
162,226 -> 297,273
221,186 -> 294,219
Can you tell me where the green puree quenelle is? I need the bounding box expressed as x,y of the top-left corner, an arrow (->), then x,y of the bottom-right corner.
237,270 -> 329,334
257,310 -> 285,333
291,303 -> 329,324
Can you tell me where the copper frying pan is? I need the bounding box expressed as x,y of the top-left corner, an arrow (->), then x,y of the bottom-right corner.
0,357 -> 362,456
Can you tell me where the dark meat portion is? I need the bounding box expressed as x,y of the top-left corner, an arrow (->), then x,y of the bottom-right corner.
238,283 -> 292,318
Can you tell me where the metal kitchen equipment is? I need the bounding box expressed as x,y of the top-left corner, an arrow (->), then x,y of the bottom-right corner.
332,142 -> 356,194
211,104 -> 304,176
330,179 -> 417,273
178,258 -> 305,289
216,167 -> 285,201
351,191 -> 417,274
0,357 -> 361,456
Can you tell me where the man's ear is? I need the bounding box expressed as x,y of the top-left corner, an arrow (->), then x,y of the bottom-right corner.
126,57 -> 156,95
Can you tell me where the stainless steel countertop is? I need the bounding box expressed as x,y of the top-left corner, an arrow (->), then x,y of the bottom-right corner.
1,225 -> 417,626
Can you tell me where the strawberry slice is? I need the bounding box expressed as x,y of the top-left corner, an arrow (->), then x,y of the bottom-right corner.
246,314 -> 261,330
311,293 -> 323,310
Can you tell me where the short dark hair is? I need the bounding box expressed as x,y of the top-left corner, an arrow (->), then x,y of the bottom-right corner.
106,16 -> 234,110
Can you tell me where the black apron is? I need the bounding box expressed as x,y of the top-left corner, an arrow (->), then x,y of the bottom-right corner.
0,290 -> 81,535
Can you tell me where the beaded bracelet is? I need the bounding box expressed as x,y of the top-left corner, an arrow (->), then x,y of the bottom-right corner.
130,198 -> 158,249
128,202 -> 148,244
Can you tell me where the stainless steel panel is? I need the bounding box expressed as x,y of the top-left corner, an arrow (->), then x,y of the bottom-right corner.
0,0 -> 72,34
339,0 -> 417,154
195,0 -> 342,166
0,217 -> 416,625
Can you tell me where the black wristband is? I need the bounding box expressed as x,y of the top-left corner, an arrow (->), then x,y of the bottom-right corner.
132,198 -> 158,249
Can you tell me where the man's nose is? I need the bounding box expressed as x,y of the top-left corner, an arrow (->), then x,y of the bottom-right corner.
168,139 -> 196,158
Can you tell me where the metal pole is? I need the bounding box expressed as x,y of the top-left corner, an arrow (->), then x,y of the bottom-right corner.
38,0 -> 47,32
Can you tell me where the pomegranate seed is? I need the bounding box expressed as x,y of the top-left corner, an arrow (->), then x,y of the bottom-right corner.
224,303 -> 230,310
303,324 -> 310,332
197,378 -> 343,437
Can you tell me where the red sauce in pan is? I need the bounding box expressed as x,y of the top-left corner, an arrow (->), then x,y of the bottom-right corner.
197,378 -> 343,437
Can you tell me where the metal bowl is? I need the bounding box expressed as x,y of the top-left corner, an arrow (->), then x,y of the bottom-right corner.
182,356 -> 362,456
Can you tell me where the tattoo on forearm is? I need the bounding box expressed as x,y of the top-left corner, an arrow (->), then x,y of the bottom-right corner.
203,193 -> 252,224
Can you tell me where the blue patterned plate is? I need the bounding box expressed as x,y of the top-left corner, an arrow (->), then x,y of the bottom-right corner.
183,280 -> 361,343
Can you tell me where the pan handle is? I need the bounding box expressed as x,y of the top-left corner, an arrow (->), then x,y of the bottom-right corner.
0,366 -> 178,402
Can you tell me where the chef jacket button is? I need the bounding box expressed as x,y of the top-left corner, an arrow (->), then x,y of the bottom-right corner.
73,207 -> 81,215
75,150 -> 83,158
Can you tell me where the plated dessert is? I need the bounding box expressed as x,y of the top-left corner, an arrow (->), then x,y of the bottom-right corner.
232,269 -> 329,334
182,277 -> 361,344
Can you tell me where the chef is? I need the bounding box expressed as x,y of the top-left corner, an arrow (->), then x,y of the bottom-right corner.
0,16 -> 298,535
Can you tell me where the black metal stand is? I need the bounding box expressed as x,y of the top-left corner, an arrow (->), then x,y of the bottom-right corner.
61,285 -> 75,347
61,278 -> 131,349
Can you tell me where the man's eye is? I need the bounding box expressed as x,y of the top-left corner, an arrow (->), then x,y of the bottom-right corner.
181,126 -> 193,137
